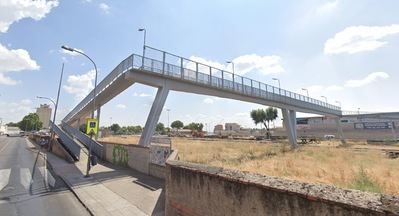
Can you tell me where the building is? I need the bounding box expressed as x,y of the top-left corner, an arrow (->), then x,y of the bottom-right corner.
36,104 -> 52,129
225,123 -> 240,131
213,124 -> 223,133
292,112 -> 399,140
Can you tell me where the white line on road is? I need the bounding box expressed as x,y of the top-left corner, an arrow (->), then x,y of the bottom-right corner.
20,168 -> 32,190
0,169 -> 11,191
0,141 -> 10,153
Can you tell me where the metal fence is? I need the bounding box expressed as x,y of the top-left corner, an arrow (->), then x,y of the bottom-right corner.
142,46 -> 341,112
50,121 -> 81,160
61,122 -> 103,159
63,47 -> 342,123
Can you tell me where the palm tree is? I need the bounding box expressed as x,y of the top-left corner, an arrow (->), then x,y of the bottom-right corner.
250,107 -> 278,138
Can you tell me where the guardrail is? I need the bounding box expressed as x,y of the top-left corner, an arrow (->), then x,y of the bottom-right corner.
50,121 -> 81,160
61,122 -> 103,159
63,47 -> 342,123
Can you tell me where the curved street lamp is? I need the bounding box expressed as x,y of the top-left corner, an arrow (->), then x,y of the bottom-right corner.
138,28 -> 146,67
62,45 -> 98,177
321,95 -> 328,103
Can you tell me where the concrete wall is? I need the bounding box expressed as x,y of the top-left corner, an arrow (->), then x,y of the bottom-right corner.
165,160 -> 399,216
100,141 -> 177,179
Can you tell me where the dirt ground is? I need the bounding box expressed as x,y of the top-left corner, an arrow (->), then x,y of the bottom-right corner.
99,135 -> 399,195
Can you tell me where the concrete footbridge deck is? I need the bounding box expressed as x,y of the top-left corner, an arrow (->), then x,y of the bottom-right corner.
63,46 -> 343,147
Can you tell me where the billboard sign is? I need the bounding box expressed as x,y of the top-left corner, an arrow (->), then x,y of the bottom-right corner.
354,122 -> 395,129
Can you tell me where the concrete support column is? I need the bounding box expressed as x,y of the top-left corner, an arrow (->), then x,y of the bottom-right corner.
335,117 -> 346,145
96,106 -> 101,140
282,108 -> 297,148
139,86 -> 170,146
289,110 -> 297,140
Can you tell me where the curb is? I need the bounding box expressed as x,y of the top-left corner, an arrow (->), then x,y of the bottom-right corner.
45,157 -> 95,216
28,138 -> 95,216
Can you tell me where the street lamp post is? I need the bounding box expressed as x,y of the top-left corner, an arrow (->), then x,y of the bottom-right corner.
62,45 -> 98,177
301,88 -> 309,97
321,96 -> 328,103
36,96 -> 56,149
272,78 -> 281,94
138,28 -> 146,68
226,61 -> 235,89
357,108 -> 360,115
166,109 -> 171,131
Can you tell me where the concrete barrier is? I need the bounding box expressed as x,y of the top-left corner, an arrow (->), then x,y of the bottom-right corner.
165,160 -> 399,216
99,141 -> 176,179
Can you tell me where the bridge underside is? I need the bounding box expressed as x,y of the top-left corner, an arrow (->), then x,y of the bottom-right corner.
65,68 -> 344,148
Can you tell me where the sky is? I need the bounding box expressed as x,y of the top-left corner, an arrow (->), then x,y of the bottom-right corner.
0,0 -> 399,130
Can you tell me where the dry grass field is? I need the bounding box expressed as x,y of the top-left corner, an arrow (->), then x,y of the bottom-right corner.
99,135 -> 399,195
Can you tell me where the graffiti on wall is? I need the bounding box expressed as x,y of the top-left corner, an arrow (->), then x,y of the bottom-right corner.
150,144 -> 171,166
112,145 -> 128,166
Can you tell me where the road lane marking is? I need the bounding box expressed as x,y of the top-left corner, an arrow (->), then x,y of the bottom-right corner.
20,168 -> 32,190
0,141 -> 10,153
0,169 -> 11,191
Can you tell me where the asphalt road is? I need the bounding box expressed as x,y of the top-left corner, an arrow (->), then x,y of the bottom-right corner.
0,136 -> 90,216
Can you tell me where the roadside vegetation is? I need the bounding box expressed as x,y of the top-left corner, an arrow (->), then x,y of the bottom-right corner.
99,135 -> 399,195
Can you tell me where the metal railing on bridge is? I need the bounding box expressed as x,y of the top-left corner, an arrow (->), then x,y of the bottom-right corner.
50,121 -> 81,160
61,122 -> 103,159
63,46 -> 342,123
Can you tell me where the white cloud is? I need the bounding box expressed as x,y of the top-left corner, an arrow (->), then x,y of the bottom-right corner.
203,98 -> 214,104
316,0 -> 338,15
99,3 -> 110,14
133,92 -> 152,97
0,99 -> 34,122
325,85 -> 344,91
0,43 -> 40,73
0,43 -> 40,85
302,72 -> 389,94
233,54 -> 284,75
345,72 -> 389,88
235,112 -> 249,117
0,73 -> 18,85
187,54 -> 284,76
0,0 -> 59,33
116,104 -> 127,109
324,25 -> 399,54
63,70 -> 95,100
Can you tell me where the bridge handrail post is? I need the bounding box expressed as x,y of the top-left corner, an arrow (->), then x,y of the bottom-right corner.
250,79 -> 253,95
209,66 -> 212,85
232,73 -> 235,91
241,77 -> 244,93
259,82 -> 261,96
221,69 -> 224,88
196,62 -> 199,82
162,51 -> 166,75
180,57 -> 184,79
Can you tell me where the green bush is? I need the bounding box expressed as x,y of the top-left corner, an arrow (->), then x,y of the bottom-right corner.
350,166 -> 383,193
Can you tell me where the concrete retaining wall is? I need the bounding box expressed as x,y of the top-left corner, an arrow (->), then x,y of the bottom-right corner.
100,141 -> 175,179
165,160 -> 399,216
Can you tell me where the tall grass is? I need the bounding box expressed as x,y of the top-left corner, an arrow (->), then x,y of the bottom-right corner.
100,136 -> 399,195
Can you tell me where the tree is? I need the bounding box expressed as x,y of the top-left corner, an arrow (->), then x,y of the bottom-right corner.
183,122 -> 204,132
110,123 -> 121,134
18,113 -> 43,131
155,122 -> 165,135
6,122 -> 19,127
171,120 -> 184,130
250,107 -> 278,138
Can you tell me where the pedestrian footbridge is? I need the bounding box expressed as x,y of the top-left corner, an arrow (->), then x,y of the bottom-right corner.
62,46 -> 344,147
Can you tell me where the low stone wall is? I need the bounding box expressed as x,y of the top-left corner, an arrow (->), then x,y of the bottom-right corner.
100,141 -> 176,179
165,160 -> 399,216
101,142 -> 150,174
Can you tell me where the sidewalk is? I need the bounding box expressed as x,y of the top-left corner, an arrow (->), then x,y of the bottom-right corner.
44,146 -> 165,216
